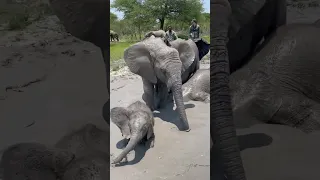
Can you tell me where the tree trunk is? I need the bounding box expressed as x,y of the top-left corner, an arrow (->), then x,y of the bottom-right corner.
159,17 -> 165,30
211,1 -> 246,180
138,25 -> 142,40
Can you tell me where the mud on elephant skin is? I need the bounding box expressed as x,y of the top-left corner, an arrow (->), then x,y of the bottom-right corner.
0,142 -> 75,180
124,36 -> 209,131
231,21 -> 320,133
182,69 -> 210,103
110,101 -> 155,165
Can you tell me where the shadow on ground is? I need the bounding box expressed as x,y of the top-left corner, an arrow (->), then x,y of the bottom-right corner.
114,137 -> 154,166
153,102 -> 195,130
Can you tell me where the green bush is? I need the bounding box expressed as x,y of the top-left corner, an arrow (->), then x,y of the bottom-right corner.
177,33 -> 189,40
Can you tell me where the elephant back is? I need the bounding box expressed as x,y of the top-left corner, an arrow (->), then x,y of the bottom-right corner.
49,0 -> 109,48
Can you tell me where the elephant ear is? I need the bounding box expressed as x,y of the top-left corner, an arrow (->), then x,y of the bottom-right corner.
124,43 -> 157,84
170,39 -> 196,73
110,107 -> 131,139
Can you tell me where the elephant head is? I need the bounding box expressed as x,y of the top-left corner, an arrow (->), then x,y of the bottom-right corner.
110,107 -> 131,139
124,36 -> 200,131
0,142 -> 75,179
48,0 -> 110,124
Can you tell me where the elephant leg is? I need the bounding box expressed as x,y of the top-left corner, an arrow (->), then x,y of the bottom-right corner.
156,82 -> 171,109
147,126 -> 155,148
101,48 -> 110,125
142,78 -> 155,111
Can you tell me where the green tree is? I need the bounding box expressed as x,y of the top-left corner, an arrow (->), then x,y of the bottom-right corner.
110,12 -> 118,23
112,0 -> 153,39
144,0 -> 203,30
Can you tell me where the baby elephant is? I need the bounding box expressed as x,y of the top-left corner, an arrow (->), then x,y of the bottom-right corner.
111,101 -> 155,164
182,69 -> 210,103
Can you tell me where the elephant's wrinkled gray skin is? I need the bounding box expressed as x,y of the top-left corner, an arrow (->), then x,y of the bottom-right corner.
211,0 -> 287,179
231,21 -> 320,133
55,124 -> 110,180
227,0 -> 287,73
124,36 -> 207,131
0,142 -> 75,180
182,69 -> 210,103
48,0 -> 110,125
110,101 -> 155,164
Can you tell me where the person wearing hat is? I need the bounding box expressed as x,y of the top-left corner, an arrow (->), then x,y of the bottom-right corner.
189,19 -> 200,41
165,26 -> 178,42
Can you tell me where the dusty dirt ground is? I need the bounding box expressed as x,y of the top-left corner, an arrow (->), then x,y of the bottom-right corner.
0,16 -> 109,162
0,2 -> 320,180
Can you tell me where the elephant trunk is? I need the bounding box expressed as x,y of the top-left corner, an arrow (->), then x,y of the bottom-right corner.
171,80 -> 190,131
211,1 -> 246,180
112,132 -> 142,164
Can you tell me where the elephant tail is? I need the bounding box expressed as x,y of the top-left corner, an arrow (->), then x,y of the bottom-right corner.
112,131 -> 145,164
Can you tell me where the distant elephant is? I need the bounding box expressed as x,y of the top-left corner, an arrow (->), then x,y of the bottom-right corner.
55,123 -> 110,180
124,36 -> 209,131
48,0 -> 110,125
0,142 -> 75,180
182,69 -> 209,103
110,101 -> 155,164
211,0 -> 287,179
110,30 -> 119,42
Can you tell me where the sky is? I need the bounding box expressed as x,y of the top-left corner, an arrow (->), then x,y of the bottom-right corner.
110,0 -> 210,20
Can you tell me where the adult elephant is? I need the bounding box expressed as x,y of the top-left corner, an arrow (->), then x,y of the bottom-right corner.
48,0 -> 110,124
211,0 -> 286,179
231,21 -> 320,133
124,36 -> 209,131
110,30 -> 119,42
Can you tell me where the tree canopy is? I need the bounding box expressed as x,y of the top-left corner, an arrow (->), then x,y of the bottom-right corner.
111,0 -> 209,40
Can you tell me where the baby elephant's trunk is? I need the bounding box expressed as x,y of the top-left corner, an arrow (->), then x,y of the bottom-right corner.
112,133 -> 143,164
